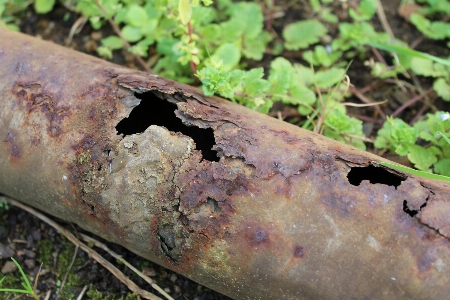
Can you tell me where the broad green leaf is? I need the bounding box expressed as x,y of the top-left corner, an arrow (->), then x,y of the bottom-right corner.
334,22 -> 389,51
349,0 -> 377,21
302,45 -> 342,67
410,57 -> 446,77
76,0 -> 102,17
121,25 -> 142,42
283,20 -> 328,50
434,158 -> 450,176
229,2 -> 263,38
140,19 -> 158,35
411,14 -> 450,40
129,44 -> 148,57
126,5 -> 149,28
242,31 -> 272,60
97,46 -> 113,59
211,43 -> 241,71
179,0 -> 192,25
34,0 -> 55,14
434,78 -> 450,101
315,68 -> 346,89
407,145 -> 438,171
268,57 -> 293,95
101,36 -> 124,50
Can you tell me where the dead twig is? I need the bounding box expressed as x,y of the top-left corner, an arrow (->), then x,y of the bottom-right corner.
350,86 -> 386,121
391,87 -> 434,118
5,198 -> 163,300
79,233 -> 174,300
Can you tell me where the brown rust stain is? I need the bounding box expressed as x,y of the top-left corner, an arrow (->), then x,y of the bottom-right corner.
12,82 -> 71,138
4,130 -> 21,161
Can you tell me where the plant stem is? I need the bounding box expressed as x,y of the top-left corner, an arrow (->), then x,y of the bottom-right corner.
391,87 -> 434,118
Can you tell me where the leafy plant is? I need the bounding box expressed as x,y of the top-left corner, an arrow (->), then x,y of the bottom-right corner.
0,258 -> 40,300
375,112 -> 450,175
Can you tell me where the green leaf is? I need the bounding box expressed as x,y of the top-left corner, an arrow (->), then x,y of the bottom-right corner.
374,117 -> 419,156
434,158 -> 450,176
315,68 -> 346,89
96,46 -> 113,59
34,0 -> 55,14
101,36 -> 124,50
283,20 -> 328,50
407,145 -> 439,171
126,5 -> 149,28
410,57 -> 444,77
129,44 -> 148,57
349,0 -> 377,21
229,2 -> 263,38
179,0 -> 192,25
121,25 -> 142,42
268,57 -> 293,95
434,78 -> 450,101
302,45 -> 342,67
211,43 -> 241,71
410,13 -> 450,40
334,22 -> 389,51
323,108 -> 366,149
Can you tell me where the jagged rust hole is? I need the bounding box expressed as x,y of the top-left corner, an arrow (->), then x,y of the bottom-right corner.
116,92 -> 219,162
347,165 -> 405,187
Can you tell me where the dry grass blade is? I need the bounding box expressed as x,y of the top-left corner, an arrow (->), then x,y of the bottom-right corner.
5,198 -> 163,300
79,233 -> 175,300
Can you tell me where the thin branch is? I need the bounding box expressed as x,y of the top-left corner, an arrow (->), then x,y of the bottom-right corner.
79,233 -> 174,300
391,87 -> 434,117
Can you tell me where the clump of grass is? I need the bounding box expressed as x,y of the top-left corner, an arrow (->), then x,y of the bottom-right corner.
0,257 -> 40,300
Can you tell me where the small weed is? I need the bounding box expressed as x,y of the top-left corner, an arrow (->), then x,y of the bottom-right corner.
0,258 -> 40,300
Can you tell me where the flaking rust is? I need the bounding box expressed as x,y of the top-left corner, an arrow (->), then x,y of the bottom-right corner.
1,29 -> 450,299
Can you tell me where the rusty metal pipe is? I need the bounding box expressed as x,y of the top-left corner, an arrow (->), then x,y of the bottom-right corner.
1,29 -> 450,299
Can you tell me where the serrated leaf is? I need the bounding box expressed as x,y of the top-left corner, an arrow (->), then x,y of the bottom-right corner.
121,25 -> 142,42
283,20 -> 328,50
34,0 -> 55,14
407,145 -> 438,171
101,36 -> 124,50
434,78 -> 450,101
179,0 -> 192,25
374,117 -> 418,156
126,5 -> 149,28
315,68 -> 346,89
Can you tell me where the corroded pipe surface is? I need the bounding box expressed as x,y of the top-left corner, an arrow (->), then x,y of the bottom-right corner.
1,29 -> 450,299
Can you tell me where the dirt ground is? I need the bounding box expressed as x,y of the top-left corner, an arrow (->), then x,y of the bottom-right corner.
0,0 -> 448,299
